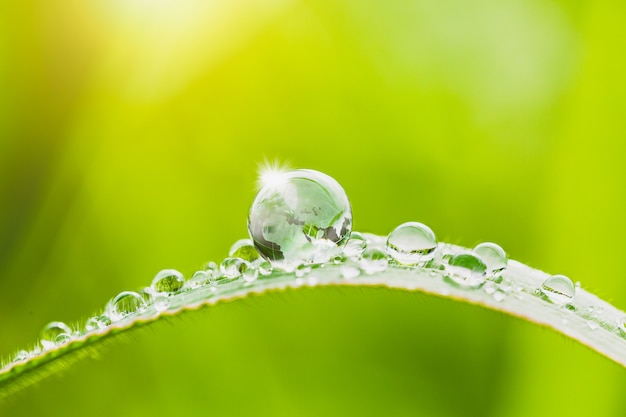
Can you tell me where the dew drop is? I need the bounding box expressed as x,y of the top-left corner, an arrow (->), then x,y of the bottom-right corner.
229,239 -> 260,262
586,320 -> 600,330
96,315 -> 112,329
187,270 -> 214,289
248,169 -> 352,270
540,274 -> 576,306
40,321 -> 73,350
220,257 -> 251,279
85,317 -> 100,332
492,290 -> 506,302
340,264 -> 360,279
343,232 -> 367,258
473,242 -> 507,278
154,295 -> 170,312
13,350 -> 29,363
258,261 -> 273,276
359,248 -> 388,274
385,222 -> 437,265
295,264 -> 312,278
151,269 -> 185,294
108,291 -> 147,321
445,253 -> 487,288
483,281 -> 497,295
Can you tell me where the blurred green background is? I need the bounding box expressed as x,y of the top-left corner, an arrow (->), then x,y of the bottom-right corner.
1,0 -> 625,415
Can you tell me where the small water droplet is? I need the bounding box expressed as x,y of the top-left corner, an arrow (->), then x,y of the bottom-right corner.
248,169 -> 352,270
500,279 -> 514,293
258,261 -> 273,276
96,315 -> 111,329
483,281 -> 497,295
295,264 -> 312,278
220,257 -> 251,279
343,232 -> 367,258
586,320 -> 600,330
85,317 -> 100,332
108,291 -> 148,321
385,222 -> 437,265
492,290 -> 506,302
340,264 -> 360,279
151,269 -> 185,294
40,321 -> 73,350
154,295 -> 170,312
540,274 -> 575,306
445,253 -> 487,288
13,350 -> 29,363
186,270 -> 214,289
473,242 -> 507,278
229,239 -> 260,262
359,248 -> 388,274
55,333 -> 72,345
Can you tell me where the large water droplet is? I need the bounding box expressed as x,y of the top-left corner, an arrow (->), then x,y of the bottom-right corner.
473,242 -> 507,278
248,169 -> 352,270
445,253 -> 487,288
108,291 -> 148,321
343,232 -> 367,258
229,239 -> 260,262
151,269 -> 185,294
359,248 -> 388,274
40,321 -> 73,350
540,275 -> 575,306
385,222 -> 437,265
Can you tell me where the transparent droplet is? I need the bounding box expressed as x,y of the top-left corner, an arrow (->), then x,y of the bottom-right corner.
40,321 -> 73,350
343,232 -> 367,258
445,253 -> 487,288
108,291 -> 147,321
137,287 -> 154,305
385,222 -> 437,265
540,274 -> 576,306
229,239 -> 260,262
295,264 -> 312,278
186,270 -> 214,289
258,261 -> 273,276
340,264 -> 360,279
151,269 -> 185,294
586,320 -> 600,330
96,315 -> 112,329
85,317 -> 100,332
248,169 -> 352,270
483,281 -> 497,295
492,290 -> 506,302
359,248 -> 388,274
13,350 -> 29,363
220,257 -> 253,279
473,242 -> 507,278
242,264 -> 258,283
154,295 -> 170,312
55,333 -> 72,345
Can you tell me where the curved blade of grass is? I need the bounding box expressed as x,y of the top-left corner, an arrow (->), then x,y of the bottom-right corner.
1,241 -> 625,400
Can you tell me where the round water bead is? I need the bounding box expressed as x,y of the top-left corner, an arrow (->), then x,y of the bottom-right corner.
359,248 -> 388,274
445,253 -> 487,288
540,274 -> 575,306
85,317 -> 100,332
248,169 -> 352,270
13,350 -> 29,363
229,239 -> 260,262
96,315 -> 112,329
258,261 -> 273,276
220,257 -> 253,279
473,242 -> 508,277
40,321 -> 73,350
151,269 -> 185,294
385,222 -> 437,265
343,231 -> 367,258
108,291 -> 147,321
186,270 -> 214,289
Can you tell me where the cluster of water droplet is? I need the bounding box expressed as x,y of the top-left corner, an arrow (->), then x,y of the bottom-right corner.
5,168 -> 623,369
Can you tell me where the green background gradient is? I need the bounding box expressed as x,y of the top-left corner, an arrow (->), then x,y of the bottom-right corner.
1,0 -> 625,415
